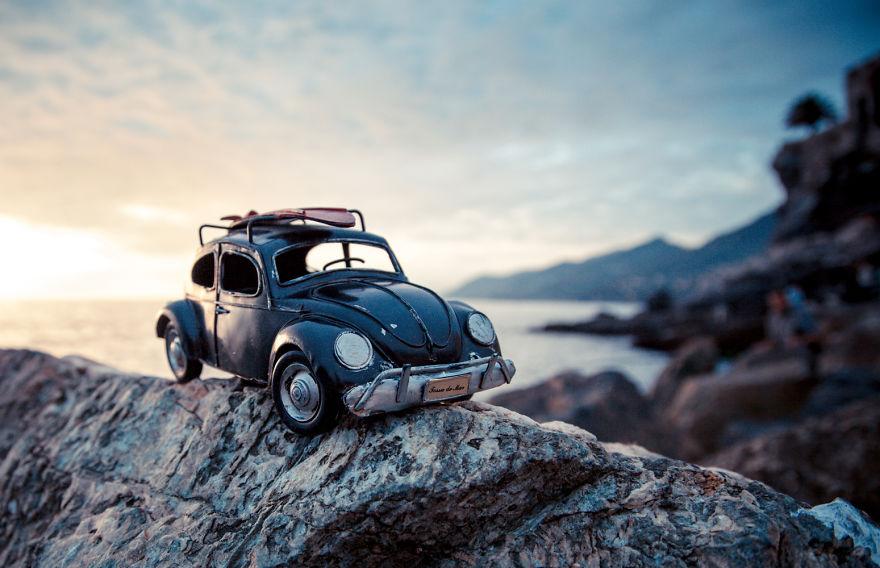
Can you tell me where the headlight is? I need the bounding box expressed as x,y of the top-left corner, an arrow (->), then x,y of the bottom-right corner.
467,312 -> 495,345
334,331 -> 373,370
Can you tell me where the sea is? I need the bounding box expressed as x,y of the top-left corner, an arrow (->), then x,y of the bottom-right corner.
0,298 -> 669,398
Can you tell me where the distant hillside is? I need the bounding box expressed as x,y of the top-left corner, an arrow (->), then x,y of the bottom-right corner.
451,211 -> 776,301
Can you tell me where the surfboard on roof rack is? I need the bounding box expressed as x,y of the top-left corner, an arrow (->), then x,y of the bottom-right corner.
199,208 -> 365,245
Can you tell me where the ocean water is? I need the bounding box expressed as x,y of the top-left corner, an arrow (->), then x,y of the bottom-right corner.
0,298 -> 668,396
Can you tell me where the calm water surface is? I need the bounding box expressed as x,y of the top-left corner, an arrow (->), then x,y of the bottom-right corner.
0,298 -> 668,397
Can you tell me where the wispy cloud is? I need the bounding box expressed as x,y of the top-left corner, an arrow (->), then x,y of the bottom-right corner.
0,1 -> 878,296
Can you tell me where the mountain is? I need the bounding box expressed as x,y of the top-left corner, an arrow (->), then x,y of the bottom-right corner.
451,211 -> 776,301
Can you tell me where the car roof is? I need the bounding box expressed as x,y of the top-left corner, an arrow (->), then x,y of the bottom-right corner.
203,224 -> 391,257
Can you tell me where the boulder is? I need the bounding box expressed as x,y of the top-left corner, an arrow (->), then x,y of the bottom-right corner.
660,352 -> 816,461
820,304 -> 880,375
705,396 -> 880,520
0,349 -> 876,567
487,370 -> 662,449
650,337 -> 718,409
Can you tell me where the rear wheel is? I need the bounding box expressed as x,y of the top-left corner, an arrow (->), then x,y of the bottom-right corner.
271,352 -> 340,435
164,325 -> 202,383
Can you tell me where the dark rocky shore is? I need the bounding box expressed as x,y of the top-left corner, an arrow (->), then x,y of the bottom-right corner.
494,301 -> 880,521
2,349 -> 879,566
509,57 -> 880,522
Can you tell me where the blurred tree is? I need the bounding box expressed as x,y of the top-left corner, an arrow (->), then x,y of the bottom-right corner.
786,93 -> 838,133
646,288 -> 673,312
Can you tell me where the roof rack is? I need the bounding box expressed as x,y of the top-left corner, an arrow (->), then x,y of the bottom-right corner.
198,208 -> 366,245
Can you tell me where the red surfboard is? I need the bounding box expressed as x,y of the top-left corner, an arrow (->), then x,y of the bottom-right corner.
222,208 -> 357,229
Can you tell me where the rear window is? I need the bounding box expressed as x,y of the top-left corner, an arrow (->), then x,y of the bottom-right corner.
221,253 -> 260,295
275,241 -> 397,283
191,253 -> 215,288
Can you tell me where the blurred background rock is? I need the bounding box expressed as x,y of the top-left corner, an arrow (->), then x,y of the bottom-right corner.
490,53 -> 880,519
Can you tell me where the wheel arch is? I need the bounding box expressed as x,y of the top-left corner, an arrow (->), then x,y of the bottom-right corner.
270,319 -> 371,390
155,300 -> 203,359
269,321 -> 326,380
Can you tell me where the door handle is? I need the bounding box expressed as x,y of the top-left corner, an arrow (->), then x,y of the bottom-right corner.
215,305 -> 230,315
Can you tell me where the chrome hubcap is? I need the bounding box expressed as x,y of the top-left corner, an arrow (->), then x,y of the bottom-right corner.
168,332 -> 186,375
279,364 -> 321,422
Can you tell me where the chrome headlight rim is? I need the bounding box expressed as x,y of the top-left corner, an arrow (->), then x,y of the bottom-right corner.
466,311 -> 496,345
334,330 -> 374,370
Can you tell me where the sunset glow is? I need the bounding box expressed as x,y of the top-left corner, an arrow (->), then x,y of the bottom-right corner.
1,1 -> 878,298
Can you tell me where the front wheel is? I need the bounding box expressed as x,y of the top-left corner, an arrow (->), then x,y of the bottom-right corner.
271,352 -> 340,435
164,324 -> 202,383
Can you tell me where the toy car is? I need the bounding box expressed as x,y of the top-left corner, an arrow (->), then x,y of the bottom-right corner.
156,208 -> 516,434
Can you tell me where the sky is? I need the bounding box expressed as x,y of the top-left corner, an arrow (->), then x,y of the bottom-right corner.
1,1 -> 878,299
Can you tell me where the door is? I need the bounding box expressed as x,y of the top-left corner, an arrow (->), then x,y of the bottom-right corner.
215,244 -> 268,378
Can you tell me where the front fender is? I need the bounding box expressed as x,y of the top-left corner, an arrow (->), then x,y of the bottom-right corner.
270,320 -> 393,391
155,300 -> 203,359
448,300 -> 502,356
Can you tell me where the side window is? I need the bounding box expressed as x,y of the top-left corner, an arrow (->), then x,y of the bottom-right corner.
191,253 -> 215,288
221,253 -> 260,296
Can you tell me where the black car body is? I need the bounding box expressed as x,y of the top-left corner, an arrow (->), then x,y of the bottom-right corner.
156,209 -> 515,434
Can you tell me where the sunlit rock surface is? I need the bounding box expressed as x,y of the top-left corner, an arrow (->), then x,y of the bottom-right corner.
0,349 -> 876,567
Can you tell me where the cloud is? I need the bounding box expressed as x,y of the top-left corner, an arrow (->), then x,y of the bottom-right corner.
0,1 -> 878,296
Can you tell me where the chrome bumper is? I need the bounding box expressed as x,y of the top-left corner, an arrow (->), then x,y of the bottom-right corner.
343,355 -> 516,417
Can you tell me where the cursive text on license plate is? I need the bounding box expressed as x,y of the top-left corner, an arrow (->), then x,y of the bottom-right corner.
423,374 -> 470,401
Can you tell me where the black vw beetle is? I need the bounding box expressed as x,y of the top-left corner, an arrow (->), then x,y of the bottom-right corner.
156,208 -> 515,434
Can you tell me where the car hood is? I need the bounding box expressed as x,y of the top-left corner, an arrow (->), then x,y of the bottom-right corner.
307,277 -> 456,351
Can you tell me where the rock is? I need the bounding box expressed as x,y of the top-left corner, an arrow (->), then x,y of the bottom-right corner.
690,217 -> 880,311
800,499 -> 880,565
820,304 -> 880,375
543,307 -> 765,354
487,370 -> 662,449
0,349 -> 875,566
650,337 -> 718,409
540,311 -> 634,335
800,369 -> 880,418
771,54 -> 880,242
660,350 -> 816,461
705,396 -> 880,520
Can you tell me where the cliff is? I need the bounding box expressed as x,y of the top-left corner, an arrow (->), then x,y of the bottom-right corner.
772,54 -> 880,242
0,349 -> 877,566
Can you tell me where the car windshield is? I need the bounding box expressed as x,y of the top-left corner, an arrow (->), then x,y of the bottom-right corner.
275,241 -> 399,283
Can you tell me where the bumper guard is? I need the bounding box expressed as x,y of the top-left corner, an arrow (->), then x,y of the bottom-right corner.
343,355 -> 516,417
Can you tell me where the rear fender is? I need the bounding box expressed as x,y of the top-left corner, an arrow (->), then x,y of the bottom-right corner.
155,300 -> 203,359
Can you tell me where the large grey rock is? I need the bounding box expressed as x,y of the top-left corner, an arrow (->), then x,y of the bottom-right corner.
487,370 -> 662,450
650,337 -> 718,409
660,353 -> 815,461
706,396 -> 880,520
0,349 -> 875,567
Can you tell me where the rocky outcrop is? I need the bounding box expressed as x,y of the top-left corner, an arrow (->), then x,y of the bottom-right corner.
706,396 -> 880,520
660,348 -> 816,461
649,337 -> 718,409
541,308 -> 765,353
1,349 -> 877,567
487,370 -> 663,450
772,54 -> 880,242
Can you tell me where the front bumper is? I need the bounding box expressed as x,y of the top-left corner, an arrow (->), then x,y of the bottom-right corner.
343,355 -> 516,417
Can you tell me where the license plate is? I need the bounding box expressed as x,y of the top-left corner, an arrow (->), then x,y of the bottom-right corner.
424,374 -> 470,401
